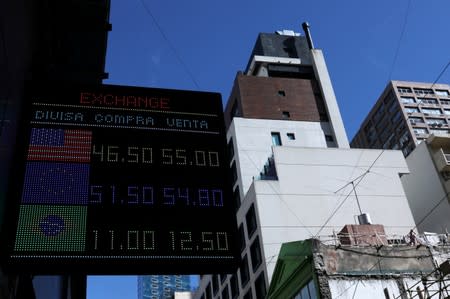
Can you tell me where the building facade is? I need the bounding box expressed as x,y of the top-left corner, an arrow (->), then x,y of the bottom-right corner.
194,28 -> 416,299
138,275 -> 193,299
267,228 -> 450,299
351,80 -> 450,157
400,135 -> 450,234
0,0 -> 110,297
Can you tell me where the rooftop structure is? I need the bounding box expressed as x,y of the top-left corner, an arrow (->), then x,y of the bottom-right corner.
267,227 -> 450,299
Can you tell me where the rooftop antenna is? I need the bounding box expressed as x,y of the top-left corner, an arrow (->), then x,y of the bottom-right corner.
302,22 -> 315,49
352,181 -> 372,225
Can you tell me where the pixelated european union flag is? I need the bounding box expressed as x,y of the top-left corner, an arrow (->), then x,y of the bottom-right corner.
22,162 -> 89,205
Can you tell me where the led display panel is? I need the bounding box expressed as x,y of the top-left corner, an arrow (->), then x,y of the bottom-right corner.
4,84 -> 240,274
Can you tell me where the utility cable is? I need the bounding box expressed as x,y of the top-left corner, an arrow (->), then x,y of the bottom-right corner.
315,149 -> 385,237
138,0 -> 201,89
387,0 -> 412,80
235,141 -> 315,237
334,191 -> 450,299
431,60 -> 450,89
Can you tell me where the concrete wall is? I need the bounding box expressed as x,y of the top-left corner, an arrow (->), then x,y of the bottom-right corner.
228,117 -> 333,200
253,147 -> 415,282
320,246 -> 434,275
328,279 -> 405,299
226,146 -> 417,286
311,49 -> 349,149
401,141 -> 450,233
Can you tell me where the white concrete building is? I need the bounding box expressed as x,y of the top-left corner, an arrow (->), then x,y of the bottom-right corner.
401,135 -> 450,234
194,27 -> 416,299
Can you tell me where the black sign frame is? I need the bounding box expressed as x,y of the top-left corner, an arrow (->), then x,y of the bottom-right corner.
2,84 -> 240,274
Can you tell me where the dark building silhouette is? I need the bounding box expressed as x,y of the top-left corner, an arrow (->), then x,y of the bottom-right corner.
0,0 -> 110,297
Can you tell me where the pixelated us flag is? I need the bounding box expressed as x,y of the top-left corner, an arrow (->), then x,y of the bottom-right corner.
22,162 -> 89,205
14,205 -> 87,252
28,128 -> 92,163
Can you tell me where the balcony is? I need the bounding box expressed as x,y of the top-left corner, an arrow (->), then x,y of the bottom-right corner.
432,147 -> 450,172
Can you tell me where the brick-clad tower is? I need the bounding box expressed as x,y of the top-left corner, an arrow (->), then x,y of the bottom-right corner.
194,28 -> 355,299
224,30 -> 349,149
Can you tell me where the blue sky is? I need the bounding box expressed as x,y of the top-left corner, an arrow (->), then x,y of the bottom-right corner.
88,0 -> 450,297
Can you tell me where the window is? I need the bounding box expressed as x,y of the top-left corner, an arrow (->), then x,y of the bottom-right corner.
391,110 -> 402,123
413,128 -> 428,135
239,224 -> 245,253
373,103 -> 385,122
405,107 -> 419,113
364,122 -> 374,133
384,91 -> 395,104
402,146 -> 413,157
382,133 -> 394,149
387,100 -> 398,114
282,111 -> 290,119
230,274 -> 239,299
421,108 -> 441,115
293,279 -> 317,299
416,138 -> 426,145
409,117 -> 424,124
417,98 -> 438,104
231,161 -> 237,184
444,109 -> 450,115
399,131 -> 410,146
398,87 -> 412,93
212,275 -> 219,295
233,187 -> 240,211
278,90 -> 286,96
426,118 -> 446,125
287,133 -> 295,140
271,132 -> 282,146
221,283 -> 230,299
227,138 -> 234,162
240,255 -> 250,288
436,89 -> 450,97
379,127 -> 391,142
243,287 -> 253,299
254,272 -> 267,299
246,204 -> 257,238
220,274 -> 227,283
325,135 -> 334,142
250,236 -> 262,272
430,128 -> 450,136
400,97 -> 415,104
205,283 -> 212,299
414,88 -> 434,95
441,99 -> 450,105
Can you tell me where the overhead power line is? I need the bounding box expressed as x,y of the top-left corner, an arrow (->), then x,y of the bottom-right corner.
431,60 -> 450,89
315,149 -> 385,238
138,0 -> 201,89
387,0 -> 412,81
334,191 -> 450,299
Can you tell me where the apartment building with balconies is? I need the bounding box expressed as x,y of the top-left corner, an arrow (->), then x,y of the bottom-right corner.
351,81 -> 450,157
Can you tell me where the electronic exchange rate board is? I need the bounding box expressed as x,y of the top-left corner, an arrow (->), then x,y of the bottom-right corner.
4,84 -> 240,274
